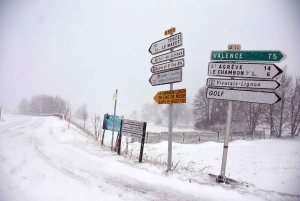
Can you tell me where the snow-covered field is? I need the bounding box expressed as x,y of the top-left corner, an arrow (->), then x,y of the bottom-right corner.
0,114 -> 299,201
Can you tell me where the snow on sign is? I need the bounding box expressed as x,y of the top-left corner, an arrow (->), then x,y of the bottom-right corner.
210,50 -> 287,62
151,59 -> 184,73
206,87 -> 281,104
121,119 -> 145,138
151,48 -> 184,65
206,78 -> 280,90
149,68 -> 182,86
208,62 -> 283,79
148,33 -> 182,55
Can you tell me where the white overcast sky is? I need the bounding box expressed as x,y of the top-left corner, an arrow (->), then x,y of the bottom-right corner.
0,0 -> 299,117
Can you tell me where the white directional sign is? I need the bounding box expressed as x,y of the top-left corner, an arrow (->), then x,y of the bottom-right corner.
148,33 -> 182,55
149,68 -> 182,86
121,119 -> 145,138
206,78 -> 280,90
206,88 -> 281,104
151,48 -> 184,64
151,59 -> 184,73
208,62 -> 283,79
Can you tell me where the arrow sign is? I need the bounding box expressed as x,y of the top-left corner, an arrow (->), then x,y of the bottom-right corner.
149,68 -> 182,86
154,88 -> 186,104
206,78 -> 280,90
208,62 -> 283,79
210,50 -> 286,62
148,33 -> 182,55
206,88 -> 281,104
151,48 -> 184,64
151,59 -> 184,73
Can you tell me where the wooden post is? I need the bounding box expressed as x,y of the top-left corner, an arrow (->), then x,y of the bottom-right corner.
243,131 -> 245,140
146,132 -> 149,143
117,133 -> 122,155
101,129 -> 106,146
182,133 -> 185,143
114,132 -> 120,152
264,130 -> 266,139
139,122 -> 147,163
218,132 -> 220,142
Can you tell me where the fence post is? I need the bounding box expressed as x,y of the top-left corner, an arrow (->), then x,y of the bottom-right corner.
264,130 -> 266,139
199,133 -> 201,143
252,130 -> 254,140
146,132 -> 149,143
182,133 -> 185,144
217,132 -> 219,142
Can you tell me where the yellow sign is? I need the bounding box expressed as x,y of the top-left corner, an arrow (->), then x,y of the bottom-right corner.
228,44 -> 241,50
154,88 -> 186,104
164,27 -> 176,35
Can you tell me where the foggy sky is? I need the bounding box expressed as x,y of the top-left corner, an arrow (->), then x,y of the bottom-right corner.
1,0 -> 299,118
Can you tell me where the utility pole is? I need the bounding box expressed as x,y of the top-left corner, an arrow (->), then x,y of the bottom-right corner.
111,89 -> 118,151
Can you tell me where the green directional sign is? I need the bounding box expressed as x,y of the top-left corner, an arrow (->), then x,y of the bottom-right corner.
211,51 -> 286,63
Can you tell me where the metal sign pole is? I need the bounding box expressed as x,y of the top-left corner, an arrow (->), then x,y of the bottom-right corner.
167,31 -> 174,172
217,45 -> 236,182
111,89 -> 118,151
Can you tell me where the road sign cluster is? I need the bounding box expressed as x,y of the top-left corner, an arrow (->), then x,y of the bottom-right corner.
206,45 -> 286,104
149,29 -> 186,104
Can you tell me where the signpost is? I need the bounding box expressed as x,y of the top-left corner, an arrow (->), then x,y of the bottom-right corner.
206,78 -> 280,90
207,45 -> 285,184
210,50 -> 286,62
120,119 -> 147,162
208,62 -> 283,79
149,68 -> 182,86
206,88 -> 281,104
151,59 -> 184,73
151,48 -> 184,65
165,27 -> 176,35
154,88 -> 186,104
148,32 -> 182,55
148,28 -> 185,172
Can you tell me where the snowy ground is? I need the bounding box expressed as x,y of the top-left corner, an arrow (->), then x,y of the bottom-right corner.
0,114 -> 299,201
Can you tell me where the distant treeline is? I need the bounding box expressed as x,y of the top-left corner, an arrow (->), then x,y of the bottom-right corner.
193,67 -> 300,138
18,95 -> 71,118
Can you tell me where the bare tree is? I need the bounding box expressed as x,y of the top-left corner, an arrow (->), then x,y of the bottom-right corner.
81,104 -> 88,129
91,113 -> 101,140
289,76 -> 300,137
276,66 -> 292,137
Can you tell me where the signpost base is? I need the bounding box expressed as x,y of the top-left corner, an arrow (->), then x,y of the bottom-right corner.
216,175 -> 227,183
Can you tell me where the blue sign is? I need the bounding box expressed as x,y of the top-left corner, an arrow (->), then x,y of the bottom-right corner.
102,113 -> 123,132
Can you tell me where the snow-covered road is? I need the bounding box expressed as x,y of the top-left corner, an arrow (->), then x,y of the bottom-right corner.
0,114 -> 265,201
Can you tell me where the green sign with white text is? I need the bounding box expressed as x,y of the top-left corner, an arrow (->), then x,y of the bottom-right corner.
211,51 -> 286,62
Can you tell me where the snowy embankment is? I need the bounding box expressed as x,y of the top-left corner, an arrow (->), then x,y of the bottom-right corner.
0,114 -> 299,201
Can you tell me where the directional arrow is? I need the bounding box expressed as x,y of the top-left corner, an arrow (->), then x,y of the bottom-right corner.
154,88 -> 186,104
151,59 -> 184,73
149,68 -> 182,86
210,50 -> 286,62
206,88 -> 281,104
148,33 -> 182,55
208,62 -> 283,79
151,48 -> 185,64
206,78 -> 280,90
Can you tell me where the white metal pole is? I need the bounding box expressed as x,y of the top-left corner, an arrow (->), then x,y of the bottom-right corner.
111,89 -> 118,151
218,100 -> 232,182
167,31 -> 174,172
217,45 -> 237,182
